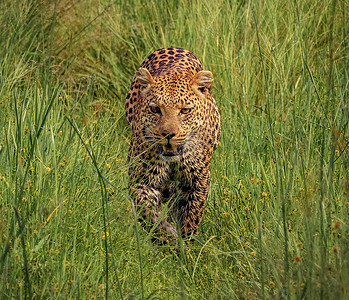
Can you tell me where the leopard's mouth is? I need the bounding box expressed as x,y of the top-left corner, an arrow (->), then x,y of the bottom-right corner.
158,143 -> 183,159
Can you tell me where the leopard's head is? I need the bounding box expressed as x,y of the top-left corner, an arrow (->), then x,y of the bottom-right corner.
136,67 -> 213,161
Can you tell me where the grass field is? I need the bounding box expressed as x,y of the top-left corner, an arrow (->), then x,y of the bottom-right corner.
0,0 -> 348,298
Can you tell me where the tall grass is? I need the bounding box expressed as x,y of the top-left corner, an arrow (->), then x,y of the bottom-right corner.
1,0 -> 348,298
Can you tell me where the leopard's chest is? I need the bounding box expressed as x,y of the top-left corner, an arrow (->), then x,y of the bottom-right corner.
158,161 -> 192,200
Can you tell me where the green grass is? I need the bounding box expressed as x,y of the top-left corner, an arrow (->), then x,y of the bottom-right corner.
0,0 -> 348,298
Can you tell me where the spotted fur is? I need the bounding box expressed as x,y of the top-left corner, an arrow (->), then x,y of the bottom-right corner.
125,48 -> 221,240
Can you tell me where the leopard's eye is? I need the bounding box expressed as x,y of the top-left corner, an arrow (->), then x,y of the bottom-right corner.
180,107 -> 191,114
150,105 -> 161,114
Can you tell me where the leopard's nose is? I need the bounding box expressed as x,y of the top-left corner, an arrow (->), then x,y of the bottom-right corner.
162,132 -> 176,140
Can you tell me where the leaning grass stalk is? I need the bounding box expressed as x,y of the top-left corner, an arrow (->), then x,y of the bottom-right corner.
6,85 -> 58,298
191,236 -> 216,280
252,7 -> 288,298
130,196 -> 145,300
294,1 -> 337,298
67,117 -> 109,299
12,205 -> 32,299
67,116 -> 126,300
293,2 -> 317,295
318,2 -> 337,298
318,81 -> 327,300
55,3 -> 115,58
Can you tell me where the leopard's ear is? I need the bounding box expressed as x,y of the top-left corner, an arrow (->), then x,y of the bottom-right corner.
136,68 -> 154,92
191,70 -> 213,97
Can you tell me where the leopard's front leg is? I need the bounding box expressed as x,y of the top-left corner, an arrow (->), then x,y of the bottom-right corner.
178,169 -> 211,236
132,184 -> 178,239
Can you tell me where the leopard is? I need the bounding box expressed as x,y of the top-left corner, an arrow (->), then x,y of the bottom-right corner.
125,47 -> 221,242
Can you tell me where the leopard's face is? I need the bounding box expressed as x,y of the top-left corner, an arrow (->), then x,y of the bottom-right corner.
138,70 -> 211,162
